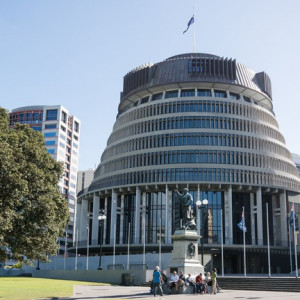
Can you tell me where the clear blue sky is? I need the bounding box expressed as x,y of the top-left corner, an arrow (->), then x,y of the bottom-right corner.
1,0 -> 300,170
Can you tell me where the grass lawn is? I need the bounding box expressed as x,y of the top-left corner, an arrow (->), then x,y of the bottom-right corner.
0,277 -> 110,300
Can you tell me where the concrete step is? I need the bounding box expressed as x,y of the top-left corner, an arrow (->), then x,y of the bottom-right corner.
217,277 -> 300,292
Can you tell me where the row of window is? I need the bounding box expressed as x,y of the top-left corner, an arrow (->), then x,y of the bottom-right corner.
45,109 -> 80,133
101,150 -> 297,176
91,168 -> 300,192
43,131 -> 79,146
108,115 -> 284,146
9,112 -> 43,125
118,99 -> 277,128
130,88 -> 254,108
101,133 -> 291,170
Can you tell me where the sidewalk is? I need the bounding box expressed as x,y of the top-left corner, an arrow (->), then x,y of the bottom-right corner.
68,285 -> 300,300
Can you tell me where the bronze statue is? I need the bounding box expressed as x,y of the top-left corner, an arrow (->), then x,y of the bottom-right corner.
175,188 -> 196,230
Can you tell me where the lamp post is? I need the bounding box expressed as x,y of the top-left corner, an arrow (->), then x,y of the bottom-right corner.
86,224 -> 89,270
196,199 -> 208,265
98,209 -> 106,270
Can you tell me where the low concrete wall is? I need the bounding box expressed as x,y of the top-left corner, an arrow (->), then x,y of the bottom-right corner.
32,269 -> 153,285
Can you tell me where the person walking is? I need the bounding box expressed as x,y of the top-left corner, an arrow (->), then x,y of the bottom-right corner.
212,268 -> 217,294
153,266 -> 163,297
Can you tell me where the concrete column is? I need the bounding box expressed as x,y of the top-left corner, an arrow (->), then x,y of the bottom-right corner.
110,190 -> 117,245
280,191 -> 288,247
80,198 -> 88,242
256,188 -> 263,246
120,194 -> 125,244
92,194 -> 100,246
224,186 -> 233,244
250,193 -> 255,245
103,197 -> 107,244
135,187 -> 141,244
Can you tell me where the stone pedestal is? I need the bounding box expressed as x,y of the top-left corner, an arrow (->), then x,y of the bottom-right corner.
168,229 -> 204,275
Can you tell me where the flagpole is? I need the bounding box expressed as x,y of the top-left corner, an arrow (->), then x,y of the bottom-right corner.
266,203 -> 271,277
293,204 -> 298,278
127,222 -> 130,270
289,217 -> 293,274
193,7 -> 195,53
243,206 -> 246,277
113,222 -> 116,270
75,230 -> 78,270
221,208 -> 224,276
159,218 -> 162,268
143,210 -> 146,267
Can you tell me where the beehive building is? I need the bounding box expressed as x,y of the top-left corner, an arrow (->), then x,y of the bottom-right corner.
76,53 -> 300,273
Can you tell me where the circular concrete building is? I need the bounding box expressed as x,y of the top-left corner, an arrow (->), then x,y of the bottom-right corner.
76,53 -> 300,273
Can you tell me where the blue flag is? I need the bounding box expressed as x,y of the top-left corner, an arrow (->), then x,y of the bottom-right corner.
290,204 -> 295,227
237,211 -> 247,232
183,15 -> 194,34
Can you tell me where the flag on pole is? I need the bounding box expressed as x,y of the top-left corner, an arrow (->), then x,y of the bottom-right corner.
237,210 -> 247,232
290,204 -> 294,227
183,15 -> 194,34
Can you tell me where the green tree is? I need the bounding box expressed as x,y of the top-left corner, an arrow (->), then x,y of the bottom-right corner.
0,107 -> 69,262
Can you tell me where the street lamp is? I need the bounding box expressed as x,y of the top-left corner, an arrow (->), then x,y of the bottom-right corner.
98,209 -> 107,270
196,199 -> 208,266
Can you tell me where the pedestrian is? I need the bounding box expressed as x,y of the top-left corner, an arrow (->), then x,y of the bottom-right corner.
169,270 -> 179,293
153,266 -> 163,297
195,272 -> 204,293
212,268 -> 217,294
186,273 -> 196,293
178,270 -> 186,286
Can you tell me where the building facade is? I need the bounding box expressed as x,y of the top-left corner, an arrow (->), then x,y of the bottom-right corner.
76,53 -> 300,273
9,105 -> 80,252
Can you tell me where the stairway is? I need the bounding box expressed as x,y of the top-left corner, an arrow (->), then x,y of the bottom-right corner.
217,277 -> 300,292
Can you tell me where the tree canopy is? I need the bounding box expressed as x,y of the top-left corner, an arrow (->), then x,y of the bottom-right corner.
0,107 -> 69,262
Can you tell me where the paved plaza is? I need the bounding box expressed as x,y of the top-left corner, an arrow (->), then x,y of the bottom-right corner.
65,285 -> 300,300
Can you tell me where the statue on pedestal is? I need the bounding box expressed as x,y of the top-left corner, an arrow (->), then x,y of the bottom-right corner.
175,188 -> 196,230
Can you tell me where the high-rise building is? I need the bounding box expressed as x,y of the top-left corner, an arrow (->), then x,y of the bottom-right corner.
77,169 -> 95,196
9,105 -> 80,252
76,53 -> 300,273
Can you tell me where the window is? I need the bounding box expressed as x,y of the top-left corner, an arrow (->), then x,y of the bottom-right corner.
181,89 -> 195,97
61,111 -> 67,123
32,126 -> 42,131
229,92 -> 240,100
243,96 -> 251,103
165,90 -> 178,99
46,109 -> 58,121
74,121 -> 79,133
60,133 -> 66,140
140,96 -> 149,104
47,149 -> 55,154
45,140 -> 56,146
197,89 -> 212,97
214,90 -> 227,98
152,93 -> 163,101
45,124 -> 56,129
73,142 -> 78,149
61,125 -> 66,132
44,132 -> 56,137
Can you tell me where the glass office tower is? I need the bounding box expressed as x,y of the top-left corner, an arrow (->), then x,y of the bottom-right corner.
10,105 -> 80,252
76,53 -> 300,273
